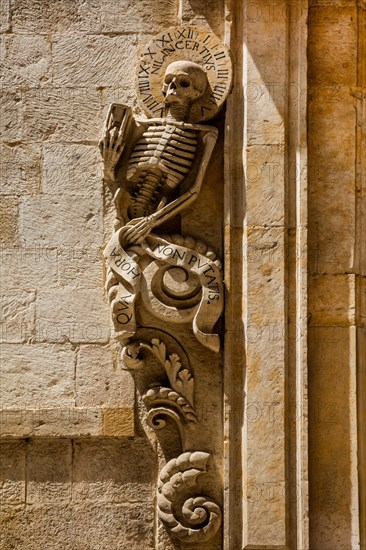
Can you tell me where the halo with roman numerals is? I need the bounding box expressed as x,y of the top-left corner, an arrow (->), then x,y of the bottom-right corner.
137,26 -> 233,123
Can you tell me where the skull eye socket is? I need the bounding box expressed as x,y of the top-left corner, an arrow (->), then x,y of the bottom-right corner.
179,78 -> 190,88
164,75 -> 173,84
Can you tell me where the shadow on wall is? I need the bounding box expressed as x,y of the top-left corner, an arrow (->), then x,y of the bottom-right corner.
0,438 -> 157,549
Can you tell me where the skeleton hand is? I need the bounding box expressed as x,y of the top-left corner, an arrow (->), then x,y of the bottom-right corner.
119,216 -> 154,246
98,123 -> 125,180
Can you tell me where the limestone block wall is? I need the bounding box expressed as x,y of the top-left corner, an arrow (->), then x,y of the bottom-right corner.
1,0 -> 365,549
0,1 -> 227,548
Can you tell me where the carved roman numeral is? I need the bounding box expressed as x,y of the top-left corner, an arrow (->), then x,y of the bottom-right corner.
214,50 -> 226,61
212,84 -> 227,100
155,32 -> 172,48
217,69 -> 229,79
138,64 -> 149,77
138,79 -> 150,94
144,47 -> 156,59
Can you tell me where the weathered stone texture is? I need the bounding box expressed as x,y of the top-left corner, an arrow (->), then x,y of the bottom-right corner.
0,0 -> 364,547
0,89 -> 22,141
27,439 -> 72,503
180,0 -> 225,39
0,35 -> 51,87
22,87 -> 103,142
11,0 -> 177,34
307,2 -> 364,549
0,441 -> 26,504
0,143 -> 41,196
0,343 -> 75,408
0,246 -> 59,290
76,344 -> 134,407
0,0 -> 10,32
35,288 -> 109,343
53,35 -> 137,89
0,289 -> 35,343
0,197 -> 19,244
42,144 -> 103,197
20,195 -> 104,247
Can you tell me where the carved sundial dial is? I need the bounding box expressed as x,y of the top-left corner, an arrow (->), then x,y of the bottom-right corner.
137,26 -> 233,122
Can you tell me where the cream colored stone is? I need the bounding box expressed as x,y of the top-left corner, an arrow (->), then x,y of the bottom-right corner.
0,35 -> 51,87
180,0 -> 224,38
0,407 -> 103,438
35,288 -> 109,343
57,244 -> 103,289
244,17 -> 287,147
0,289 -> 35,343
0,503 -> 155,550
309,274 -> 356,326
0,89 -> 22,141
0,246 -> 59,290
0,143 -> 41,196
27,440 -> 72,504
0,343 -> 75,408
53,35 -> 137,89
72,440 -> 155,502
76,344 -> 134,407
20,195 -> 104,247
0,441 -> 26,504
42,144 -> 103,198
308,326 -> 358,550
243,225 -> 287,547
245,145 -> 286,226
0,0 -> 363,548
11,0 -> 177,34
0,0 -> 10,32
308,86 -> 357,273
22,87 -> 103,142
0,196 -> 19,245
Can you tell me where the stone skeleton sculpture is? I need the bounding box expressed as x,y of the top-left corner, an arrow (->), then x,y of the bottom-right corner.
99,29 -> 231,543
100,60 -> 218,247
100,59 -> 223,352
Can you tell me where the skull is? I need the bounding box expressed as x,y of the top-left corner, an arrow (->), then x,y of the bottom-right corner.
162,61 -> 208,105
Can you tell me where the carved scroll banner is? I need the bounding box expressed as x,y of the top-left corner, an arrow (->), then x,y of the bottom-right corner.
99,25 -> 232,545
104,232 -> 223,351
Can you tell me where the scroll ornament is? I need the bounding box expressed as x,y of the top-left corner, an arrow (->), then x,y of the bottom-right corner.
122,338 -> 221,543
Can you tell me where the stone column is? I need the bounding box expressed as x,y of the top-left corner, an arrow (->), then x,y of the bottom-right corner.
224,1 -> 309,548
307,1 -> 365,548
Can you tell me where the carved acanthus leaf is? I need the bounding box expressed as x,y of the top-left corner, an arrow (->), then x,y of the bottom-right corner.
143,386 -> 198,424
122,338 -> 195,407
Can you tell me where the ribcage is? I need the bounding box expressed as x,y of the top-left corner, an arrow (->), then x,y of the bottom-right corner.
127,123 -> 198,189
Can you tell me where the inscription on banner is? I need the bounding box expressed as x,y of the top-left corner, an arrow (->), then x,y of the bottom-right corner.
149,241 -> 222,303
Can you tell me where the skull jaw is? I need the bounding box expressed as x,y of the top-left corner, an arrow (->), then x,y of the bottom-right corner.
164,97 -> 192,122
164,93 -> 189,105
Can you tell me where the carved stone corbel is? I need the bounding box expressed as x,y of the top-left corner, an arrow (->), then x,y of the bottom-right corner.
99,26 -> 232,544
